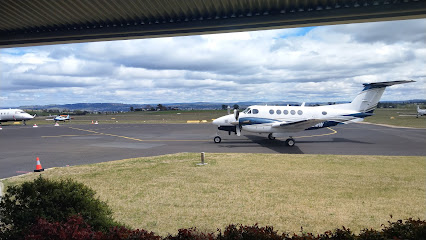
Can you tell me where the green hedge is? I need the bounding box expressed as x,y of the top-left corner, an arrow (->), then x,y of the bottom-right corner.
0,176 -> 117,239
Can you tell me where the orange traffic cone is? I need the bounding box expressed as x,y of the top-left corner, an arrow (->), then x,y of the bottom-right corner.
95,121 -> 98,124
91,120 -> 94,124
34,157 -> 44,172
33,124 -> 38,128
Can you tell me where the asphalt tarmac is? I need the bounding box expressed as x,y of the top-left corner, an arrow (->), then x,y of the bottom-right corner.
1,123 -> 425,179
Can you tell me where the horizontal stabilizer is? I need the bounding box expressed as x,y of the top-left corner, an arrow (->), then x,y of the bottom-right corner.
362,80 -> 415,90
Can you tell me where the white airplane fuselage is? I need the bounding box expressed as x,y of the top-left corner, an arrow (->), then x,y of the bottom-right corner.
0,109 -> 35,125
214,105 -> 364,134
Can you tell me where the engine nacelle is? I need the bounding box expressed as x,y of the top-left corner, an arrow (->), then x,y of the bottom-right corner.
218,125 -> 237,135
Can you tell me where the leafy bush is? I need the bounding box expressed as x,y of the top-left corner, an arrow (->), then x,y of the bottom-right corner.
165,228 -> 215,240
101,226 -> 161,240
381,218 -> 426,240
18,217 -> 426,240
0,176 -> 117,239
24,215 -> 98,240
24,215 -> 160,240
218,224 -> 284,240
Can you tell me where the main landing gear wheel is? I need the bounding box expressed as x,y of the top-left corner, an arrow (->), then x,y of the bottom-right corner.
214,136 -> 222,143
268,133 -> 276,140
285,138 -> 295,147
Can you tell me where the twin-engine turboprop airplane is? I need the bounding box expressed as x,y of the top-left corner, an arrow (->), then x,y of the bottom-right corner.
0,109 -> 36,125
212,80 -> 414,146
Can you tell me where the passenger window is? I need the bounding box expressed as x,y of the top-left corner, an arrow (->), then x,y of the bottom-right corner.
276,110 -> 281,115
269,109 -> 274,114
291,110 -> 296,115
298,110 -> 303,115
322,111 -> 327,115
284,110 -> 288,115
253,109 -> 259,114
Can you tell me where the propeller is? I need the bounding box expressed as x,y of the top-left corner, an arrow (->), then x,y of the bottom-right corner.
234,109 -> 241,136
234,109 -> 239,121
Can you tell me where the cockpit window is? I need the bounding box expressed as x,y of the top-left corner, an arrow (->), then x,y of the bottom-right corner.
243,108 -> 251,114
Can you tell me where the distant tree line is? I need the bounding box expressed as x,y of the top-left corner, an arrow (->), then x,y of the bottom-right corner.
221,104 -> 239,110
129,104 -> 179,112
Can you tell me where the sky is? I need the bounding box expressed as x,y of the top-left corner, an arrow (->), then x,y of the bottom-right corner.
0,18 -> 425,108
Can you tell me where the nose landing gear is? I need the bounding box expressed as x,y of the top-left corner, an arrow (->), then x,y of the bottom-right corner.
214,136 -> 222,143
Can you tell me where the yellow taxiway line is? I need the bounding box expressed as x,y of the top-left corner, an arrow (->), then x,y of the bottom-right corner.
42,134 -> 102,138
67,127 -> 211,142
41,126 -> 337,142
293,127 -> 337,139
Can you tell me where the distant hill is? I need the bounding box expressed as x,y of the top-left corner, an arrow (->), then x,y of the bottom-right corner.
18,100 -> 426,112
19,102 -> 301,112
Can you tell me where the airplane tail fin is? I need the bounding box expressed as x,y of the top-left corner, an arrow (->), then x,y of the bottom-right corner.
348,80 -> 414,113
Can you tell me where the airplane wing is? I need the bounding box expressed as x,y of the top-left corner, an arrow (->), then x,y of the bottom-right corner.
271,119 -> 326,131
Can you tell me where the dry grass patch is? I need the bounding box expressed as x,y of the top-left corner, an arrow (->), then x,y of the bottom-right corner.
364,108 -> 426,128
3,153 -> 425,236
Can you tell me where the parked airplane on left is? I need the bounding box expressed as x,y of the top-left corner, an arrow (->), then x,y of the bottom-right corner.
417,105 -> 426,118
0,109 -> 35,125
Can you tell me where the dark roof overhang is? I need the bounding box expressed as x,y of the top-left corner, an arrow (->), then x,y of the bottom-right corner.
1,0 -> 425,48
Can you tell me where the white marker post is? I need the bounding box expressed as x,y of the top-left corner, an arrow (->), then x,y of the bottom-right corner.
0,182 -> 3,200
197,152 -> 208,166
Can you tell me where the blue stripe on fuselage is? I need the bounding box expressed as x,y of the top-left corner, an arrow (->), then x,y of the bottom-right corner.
239,117 -> 279,126
305,121 -> 342,130
343,112 -> 374,118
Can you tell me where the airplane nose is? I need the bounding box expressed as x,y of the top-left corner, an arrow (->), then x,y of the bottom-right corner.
212,118 -> 220,125
212,115 -> 234,126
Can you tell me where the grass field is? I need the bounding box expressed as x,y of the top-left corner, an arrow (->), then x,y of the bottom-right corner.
6,110 -> 227,126
3,153 -> 425,236
363,108 -> 426,128
2,107 -> 422,128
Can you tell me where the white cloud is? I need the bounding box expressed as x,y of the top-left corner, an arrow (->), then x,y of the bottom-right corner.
0,18 -> 425,107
